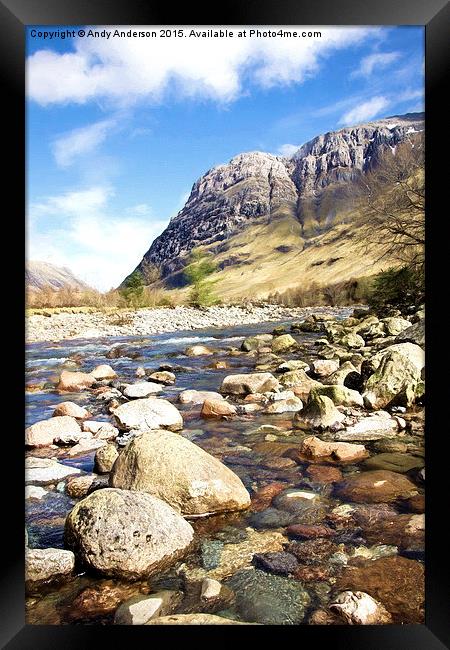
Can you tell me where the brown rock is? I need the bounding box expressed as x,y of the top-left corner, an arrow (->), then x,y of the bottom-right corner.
66,474 -> 96,498
300,436 -> 368,463
68,582 -> 146,621
362,513 -> 424,551
334,470 -> 419,504
25,416 -> 82,448
284,538 -> 338,564
251,483 -> 287,512
335,556 -> 424,623
52,402 -> 90,419
287,524 -> 335,540
90,364 -> 117,380
308,608 -> 342,625
293,565 -> 332,582
57,370 -> 95,392
201,399 -> 237,418
306,465 -> 343,484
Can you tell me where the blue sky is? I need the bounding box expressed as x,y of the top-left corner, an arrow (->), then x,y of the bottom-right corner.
26,26 -> 424,290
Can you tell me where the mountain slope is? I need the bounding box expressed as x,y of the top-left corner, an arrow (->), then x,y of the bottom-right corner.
26,261 -> 90,292
124,112 -> 424,299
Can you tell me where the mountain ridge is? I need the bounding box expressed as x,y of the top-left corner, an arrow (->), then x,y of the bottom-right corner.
123,111 -> 424,297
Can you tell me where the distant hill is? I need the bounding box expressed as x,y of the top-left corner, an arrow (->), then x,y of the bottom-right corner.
122,112 -> 424,301
26,261 -> 91,292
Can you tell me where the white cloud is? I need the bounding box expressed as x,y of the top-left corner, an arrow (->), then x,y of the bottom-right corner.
27,186 -> 168,291
351,51 -> 401,78
27,27 -> 379,107
338,96 -> 390,126
396,88 -> 424,103
52,118 -> 116,167
277,143 -> 301,157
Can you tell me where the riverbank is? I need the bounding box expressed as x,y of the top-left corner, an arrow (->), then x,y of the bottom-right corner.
26,304 -> 366,343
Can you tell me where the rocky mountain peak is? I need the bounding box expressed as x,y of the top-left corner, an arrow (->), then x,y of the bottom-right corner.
125,112 -> 424,287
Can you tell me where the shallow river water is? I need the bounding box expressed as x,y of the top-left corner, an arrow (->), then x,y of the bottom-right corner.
25,309 -> 425,625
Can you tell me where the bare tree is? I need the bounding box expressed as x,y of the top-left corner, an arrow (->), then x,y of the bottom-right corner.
355,132 -> 425,271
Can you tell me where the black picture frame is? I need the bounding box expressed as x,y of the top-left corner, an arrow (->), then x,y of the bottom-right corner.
4,0 -> 448,647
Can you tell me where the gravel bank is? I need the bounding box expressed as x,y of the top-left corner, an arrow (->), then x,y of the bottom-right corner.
26,304 -> 357,344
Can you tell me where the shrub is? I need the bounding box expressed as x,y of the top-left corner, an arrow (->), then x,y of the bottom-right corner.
184,248 -> 219,307
367,266 -> 425,316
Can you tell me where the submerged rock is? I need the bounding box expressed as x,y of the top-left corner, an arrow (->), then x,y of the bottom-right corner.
329,591 -> 393,624
146,613 -> 251,625
335,556 -> 424,623
253,551 -> 299,576
110,430 -> 250,516
334,470 -> 419,504
362,453 -> 424,474
226,568 -> 310,625
65,488 -> 194,580
114,590 -> 178,625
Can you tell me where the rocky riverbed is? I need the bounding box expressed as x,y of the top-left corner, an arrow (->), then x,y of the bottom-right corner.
25,306 -> 425,625
26,304 -> 355,343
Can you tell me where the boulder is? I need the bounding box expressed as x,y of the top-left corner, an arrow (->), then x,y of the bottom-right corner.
25,457 -> 80,484
294,394 -> 345,430
110,430 -> 250,516
82,421 -> 119,440
335,414 -> 399,441
220,373 -> 280,396
57,370 -> 95,392
395,319 -> 425,347
323,361 -> 358,386
382,317 -> 411,337
147,371 -> 176,385
312,385 -> 364,408
123,382 -> 162,398
94,444 -> 119,473
277,360 -> 310,373
334,470 -> 419,503
311,359 -> 340,378
299,435 -> 368,463
178,390 -> 224,405
25,485 -> 47,500
112,398 -> 183,432
201,399 -> 237,418
90,364 -> 117,380
338,332 -> 365,349
185,345 -> 213,356
52,402 -> 90,419
67,438 -> 106,456
65,488 -> 194,579
271,334 -> 297,354
66,474 -> 96,498
26,548 -> 75,590
264,397 -> 303,413
241,334 -> 273,352
329,591 -> 393,624
25,416 -> 82,447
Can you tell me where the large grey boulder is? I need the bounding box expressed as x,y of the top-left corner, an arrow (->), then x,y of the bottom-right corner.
110,430 -> 250,516
65,488 -> 194,580
362,343 -> 425,409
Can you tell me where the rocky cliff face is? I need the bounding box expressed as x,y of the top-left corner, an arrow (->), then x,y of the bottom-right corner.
26,261 -> 90,292
126,112 -> 424,287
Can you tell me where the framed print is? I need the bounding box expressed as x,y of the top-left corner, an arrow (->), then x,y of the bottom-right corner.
1,0 -> 448,646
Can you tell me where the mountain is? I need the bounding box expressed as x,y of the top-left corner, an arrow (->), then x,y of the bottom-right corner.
124,112 -> 424,300
26,261 -> 90,292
